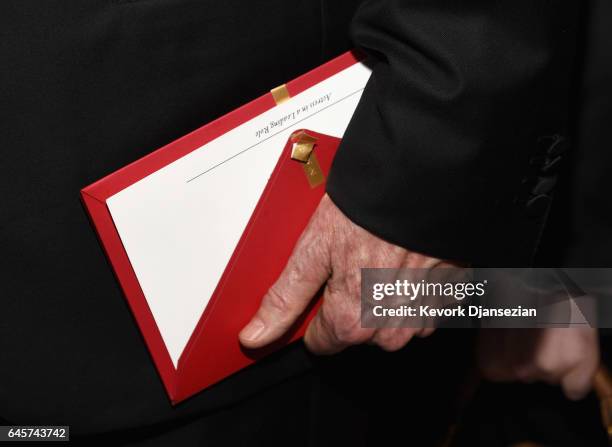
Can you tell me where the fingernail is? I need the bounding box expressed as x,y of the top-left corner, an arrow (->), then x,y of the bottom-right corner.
240,318 -> 265,342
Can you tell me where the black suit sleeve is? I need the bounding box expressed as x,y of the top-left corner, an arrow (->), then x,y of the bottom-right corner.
327,0 -> 582,265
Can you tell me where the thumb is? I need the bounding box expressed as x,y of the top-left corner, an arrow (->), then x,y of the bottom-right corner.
561,363 -> 595,401
560,353 -> 599,401
239,229 -> 330,349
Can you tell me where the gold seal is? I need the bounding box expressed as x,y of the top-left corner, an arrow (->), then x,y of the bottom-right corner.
290,130 -> 318,162
289,130 -> 325,188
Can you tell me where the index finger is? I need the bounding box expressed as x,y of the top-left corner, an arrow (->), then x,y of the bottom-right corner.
239,228 -> 330,348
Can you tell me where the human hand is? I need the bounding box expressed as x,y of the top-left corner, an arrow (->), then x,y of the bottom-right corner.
239,194 -> 454,354
478,327 -> 600,400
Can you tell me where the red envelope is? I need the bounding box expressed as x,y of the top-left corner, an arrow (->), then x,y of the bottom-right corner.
81,51 -> 367,404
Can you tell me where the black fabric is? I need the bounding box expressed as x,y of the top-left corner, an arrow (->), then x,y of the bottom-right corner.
0,0 -> 359,437
536,0 -> 612,334
69,330 -> 476,446
537,0 -> 612,269
450,0 -> 612,437
327,0 -> 582,265
453,382 -> 609,447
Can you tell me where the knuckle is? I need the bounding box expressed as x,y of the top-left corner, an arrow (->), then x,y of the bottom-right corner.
346,275 -> 362,301
331,314 -> 368,345
378,337 -> 406,352
265,285 -> 292,315
338,305 -> 360,327
332,308 -> 364,344
334,326 -> 364,345
375,329 -> 414,352
286,261 -> 309,285
535,354 -> 560,375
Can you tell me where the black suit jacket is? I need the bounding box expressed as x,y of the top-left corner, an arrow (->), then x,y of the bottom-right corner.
328,0 -> 581,265
538,0 -> 612,269
0,0 -> 358,436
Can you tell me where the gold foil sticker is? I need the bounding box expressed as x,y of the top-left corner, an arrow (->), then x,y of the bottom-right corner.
270,84 -> 290,105
290,131 -> 318,162
291,130 -> 318,145
291,142 -> 315,162
289,130 -> 323,186
302,153 -> 325,188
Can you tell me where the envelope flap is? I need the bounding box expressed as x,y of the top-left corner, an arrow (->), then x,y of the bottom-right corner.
173,129 -> 340,401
